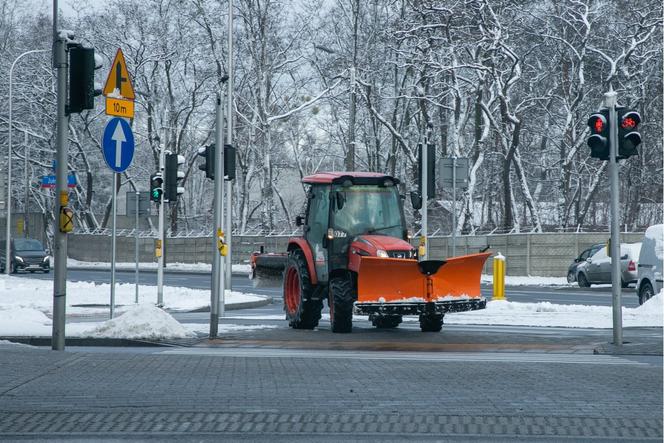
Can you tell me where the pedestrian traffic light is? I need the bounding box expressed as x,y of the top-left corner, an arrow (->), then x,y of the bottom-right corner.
68,45 -> 101,114
224,144 -> 236,181
417,144 -> 435,198
164,153 -> 185,202
617,109 -> 641,159
197,144 -> 215,179
587,109 -> 610,160
150,173 -> 163,202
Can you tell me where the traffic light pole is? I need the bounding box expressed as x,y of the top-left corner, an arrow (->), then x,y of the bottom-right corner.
210,93 -> 225,338
421,144 -> 428,259
605,87 -> 623,346
157,144 -> 165,307
51,2 -> 68,351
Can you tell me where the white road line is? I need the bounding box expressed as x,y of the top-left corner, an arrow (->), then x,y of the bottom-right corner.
159,348 -> 644,365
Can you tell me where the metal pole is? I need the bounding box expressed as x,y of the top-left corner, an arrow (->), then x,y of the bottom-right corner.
135,191 -> 139,304
226,0 -> 234,291
347,67 -> 356,171
605,87 -> 622,346
210,94 -> 225,338
421,144 -> 428,259
110,173 -> 117,318
452,157 -> 457,257
23,132 -> 29,238
52,0 -> 68,350
157,144 -> 165,306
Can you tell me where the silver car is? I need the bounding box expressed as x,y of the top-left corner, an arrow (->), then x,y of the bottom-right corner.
636,225 -> 662,305
576,242 -> 641,288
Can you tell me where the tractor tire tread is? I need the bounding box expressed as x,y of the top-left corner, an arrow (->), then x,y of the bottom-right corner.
284,250 -> 322,329
330,276 -> 354,333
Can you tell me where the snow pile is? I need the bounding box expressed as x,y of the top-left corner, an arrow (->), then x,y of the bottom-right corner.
82,304 -> 192,340
447,291 -> 663,328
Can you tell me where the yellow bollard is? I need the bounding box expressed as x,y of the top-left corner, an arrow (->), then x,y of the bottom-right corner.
493,252 -> 506,300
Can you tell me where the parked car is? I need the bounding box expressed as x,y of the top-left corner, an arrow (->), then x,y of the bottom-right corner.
0,238 -> 50,274
567,244 -> 604,283
636,224 -> 663,305
576,242 -> 641,288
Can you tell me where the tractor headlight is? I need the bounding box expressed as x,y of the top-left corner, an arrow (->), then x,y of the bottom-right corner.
376,249 -> 389,258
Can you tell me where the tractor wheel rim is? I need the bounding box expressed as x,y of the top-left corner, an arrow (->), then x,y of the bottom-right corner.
284,267 -> 300,314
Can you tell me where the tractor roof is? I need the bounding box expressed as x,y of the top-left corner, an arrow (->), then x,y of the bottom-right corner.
302,172 -> 400,186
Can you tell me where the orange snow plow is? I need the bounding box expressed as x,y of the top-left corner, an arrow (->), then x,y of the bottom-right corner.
355,252 -> 491,316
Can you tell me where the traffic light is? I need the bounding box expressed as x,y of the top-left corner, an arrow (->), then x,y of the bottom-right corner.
164,153 -> 185,202
587,109 -> 610,160
68,46 -> 101,114
197,144 -> 215,179
150,173 -> 163,202
224,144 -> 236,181
417,144 -> 435,198
617,109 -> 641,159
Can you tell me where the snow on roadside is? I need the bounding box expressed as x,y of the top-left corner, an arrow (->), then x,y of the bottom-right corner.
481,275 -> 571,286
0,274 -> 264,314
67,258 -> 251,275
446,290 -> 663,328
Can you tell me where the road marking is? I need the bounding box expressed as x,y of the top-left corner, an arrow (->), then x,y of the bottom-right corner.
159,348 -> 644,365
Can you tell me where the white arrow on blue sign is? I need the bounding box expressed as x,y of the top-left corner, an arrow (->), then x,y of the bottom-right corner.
102,117 -> 135,173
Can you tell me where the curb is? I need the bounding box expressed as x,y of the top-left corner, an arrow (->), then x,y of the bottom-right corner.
69,296 -> 273,313
0,337 -> 168,347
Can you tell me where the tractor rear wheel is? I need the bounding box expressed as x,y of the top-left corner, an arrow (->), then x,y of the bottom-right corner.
419,314 -> 443,332
283,250 -> 322,329
371,314 -> 402,329
329,276 -> 354,333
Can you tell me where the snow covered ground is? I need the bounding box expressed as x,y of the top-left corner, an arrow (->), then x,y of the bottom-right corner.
0,274 -> 271,338
0,274 -> 661,340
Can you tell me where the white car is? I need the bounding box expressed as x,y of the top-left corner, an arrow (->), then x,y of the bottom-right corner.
636,224 -> 663,305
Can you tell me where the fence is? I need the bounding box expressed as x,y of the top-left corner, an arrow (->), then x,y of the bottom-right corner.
67,231 -> 645,277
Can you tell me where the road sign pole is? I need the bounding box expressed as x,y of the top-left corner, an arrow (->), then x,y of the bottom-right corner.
452,156 -> 457,257
210,93 -> 225,338
52,8 -> 68,350
605,87 -> 622,346
135,191 -> 139,304
110,173 -> 117,318
225,1 -> 234,291
157,144 -> 165,307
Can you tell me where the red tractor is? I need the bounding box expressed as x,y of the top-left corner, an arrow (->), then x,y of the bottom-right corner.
258,172 -> 490,333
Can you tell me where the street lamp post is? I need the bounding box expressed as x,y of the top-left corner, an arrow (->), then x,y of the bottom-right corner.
5,48 -> 48,274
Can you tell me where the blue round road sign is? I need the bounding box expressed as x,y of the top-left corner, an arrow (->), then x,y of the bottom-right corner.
102,117 -> 135,173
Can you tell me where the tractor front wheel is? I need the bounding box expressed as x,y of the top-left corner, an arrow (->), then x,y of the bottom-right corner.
329,276 -> 354,333
419,314 -> 443,332
283,250 -> 322,329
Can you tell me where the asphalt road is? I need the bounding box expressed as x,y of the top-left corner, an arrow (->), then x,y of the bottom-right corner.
15,267 -> 641,307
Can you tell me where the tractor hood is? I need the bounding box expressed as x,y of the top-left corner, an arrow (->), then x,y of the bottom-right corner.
356,235 -> 412,252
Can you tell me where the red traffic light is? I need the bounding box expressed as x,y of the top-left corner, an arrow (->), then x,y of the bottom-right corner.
588,113 -> 608,134
594,118 -> 604,132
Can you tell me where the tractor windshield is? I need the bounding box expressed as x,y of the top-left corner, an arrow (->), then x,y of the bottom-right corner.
331,185 -> 404,238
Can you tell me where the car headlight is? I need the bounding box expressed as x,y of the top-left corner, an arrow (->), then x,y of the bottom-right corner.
15,256 -> 24,263
43,256 -> 50,263
376,249 -> 389,258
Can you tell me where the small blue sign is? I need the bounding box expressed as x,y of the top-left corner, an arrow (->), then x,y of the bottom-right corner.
102,118 -> 135,173
41,175 -> 77,188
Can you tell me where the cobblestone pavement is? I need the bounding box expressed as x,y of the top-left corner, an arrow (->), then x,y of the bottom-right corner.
0,336 -> 661,442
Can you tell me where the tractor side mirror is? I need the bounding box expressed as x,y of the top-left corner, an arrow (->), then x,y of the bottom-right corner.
335,191 -> 346,210
410,191 -> 422,210
295,215 -> 304,226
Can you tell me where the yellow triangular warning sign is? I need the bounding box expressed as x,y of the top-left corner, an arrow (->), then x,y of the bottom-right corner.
103,48 -> 135,100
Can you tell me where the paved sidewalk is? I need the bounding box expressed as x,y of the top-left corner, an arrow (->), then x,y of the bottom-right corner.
0,336 -> 661,441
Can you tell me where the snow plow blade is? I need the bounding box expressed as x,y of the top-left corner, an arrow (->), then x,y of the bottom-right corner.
249,252 -> 287,287
356,252 -> 491,309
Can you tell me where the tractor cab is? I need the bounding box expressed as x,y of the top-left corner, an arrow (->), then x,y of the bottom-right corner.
299,173 -> 414,284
